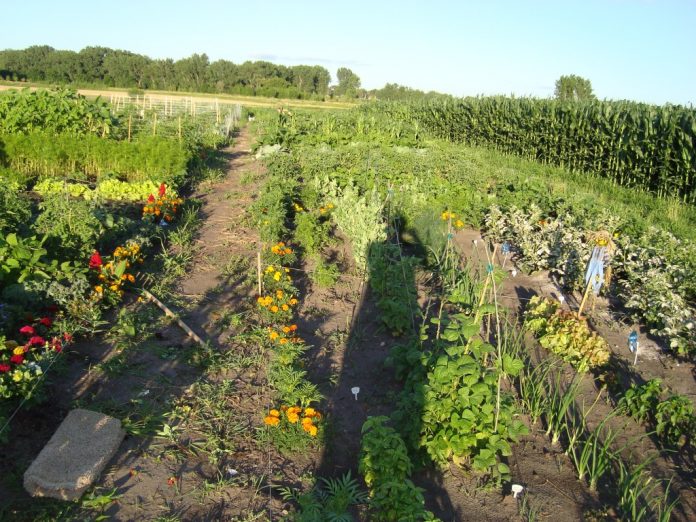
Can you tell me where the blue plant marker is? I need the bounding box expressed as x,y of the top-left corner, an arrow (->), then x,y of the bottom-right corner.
628,331 -> 638,353
501,241 -> 511,255
447,233 -> 454,240
628,330 -> 639,365
487,263 -> 494,274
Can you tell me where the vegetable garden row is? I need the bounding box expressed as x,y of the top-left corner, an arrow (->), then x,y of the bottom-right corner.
1,89 -> 695,520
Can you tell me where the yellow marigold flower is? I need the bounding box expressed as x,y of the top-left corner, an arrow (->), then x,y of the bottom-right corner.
455,219 -> 464,229
276,290 -> 284,299
304,407 -> 316,417
264,415 -> 280,426
327,203 -> 334,209
13,347 -> 25,356
257,297 -> 264,304
110,284 -> 119,292
282,326 -> 291,334
273,272 -> 281,281
282,304 -> 289,311
301,416 -> 313,426
269,409 -> 280,417
270,331 -> 279,341
288,406 -> 302,414
284,248 -> 292,255
307,425 -> 318,437
279,338 -> 288,345
271,305 -> 279,313
266,265 -> 274,273
95,285 -> 103,294
289,298 -> 298,306
287,412 -> 299,424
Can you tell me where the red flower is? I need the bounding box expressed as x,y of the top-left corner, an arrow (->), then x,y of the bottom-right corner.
28,336 -> 46,347
0,364 -> 10,373
10,354 -> 24,365
63,332 -> 74,343
39,317 -> 53,328
89,251 -> 103,270
158,183 -> 166,197
147,194 -> 155,203
167,476 -> 177,486
19,325 -> 35,336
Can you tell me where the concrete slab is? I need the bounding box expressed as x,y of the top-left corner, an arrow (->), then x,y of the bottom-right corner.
24,409 -> 125,500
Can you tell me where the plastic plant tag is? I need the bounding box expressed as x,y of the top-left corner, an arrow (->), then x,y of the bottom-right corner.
501,242 -> 511,255
511,269 -> 517,277
628,330 -> 639,365
351,387 -> 360,400
511,484 -> 524,498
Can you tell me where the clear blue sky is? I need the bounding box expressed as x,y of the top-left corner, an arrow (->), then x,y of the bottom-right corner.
1,0 -> 694,105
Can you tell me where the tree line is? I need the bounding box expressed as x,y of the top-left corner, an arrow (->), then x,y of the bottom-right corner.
0,45 -> 349,100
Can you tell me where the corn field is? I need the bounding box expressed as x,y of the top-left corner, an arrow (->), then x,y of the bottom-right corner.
405,98 -> 696,203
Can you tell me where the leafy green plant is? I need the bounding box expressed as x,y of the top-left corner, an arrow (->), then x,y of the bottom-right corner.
295,210 -> 330,255
618,379 -> 662,422
524,296 -> 610,372
310,259 -> 340,288
359,417 -> 440,522
280,472 -> 366,522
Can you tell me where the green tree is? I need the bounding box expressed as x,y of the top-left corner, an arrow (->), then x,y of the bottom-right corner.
554,74 -> 596,101
335,67 -> 361,97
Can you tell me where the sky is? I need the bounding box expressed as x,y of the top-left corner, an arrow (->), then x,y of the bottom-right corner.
1,0 -> 694,105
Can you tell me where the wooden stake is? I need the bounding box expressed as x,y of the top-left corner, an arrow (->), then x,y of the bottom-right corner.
178,116 -> 182,142
257,252 -> 263,295
153,112 -> 157,136
127,115 -> 132,142
141,289 -> 206,347
577,279 -> 593,319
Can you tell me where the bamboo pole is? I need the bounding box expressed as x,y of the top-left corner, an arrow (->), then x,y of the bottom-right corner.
141,289 -> 206,347
127,115 -> 132,142
153,112 -> 157,136
257,252 -> 263,295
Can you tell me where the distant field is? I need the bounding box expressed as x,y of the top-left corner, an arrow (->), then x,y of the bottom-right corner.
0,81 -> 356,110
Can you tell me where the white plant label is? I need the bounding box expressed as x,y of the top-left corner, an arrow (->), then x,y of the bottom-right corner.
351,387 -> 360,400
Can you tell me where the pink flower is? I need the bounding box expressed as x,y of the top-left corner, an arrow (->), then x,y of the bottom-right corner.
19,325 -> 35,336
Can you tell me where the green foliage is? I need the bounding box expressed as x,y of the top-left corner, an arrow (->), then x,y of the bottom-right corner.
319,179 -> 387,273
618,379 -> 663,422
280,472 -> 367,522
0,183 -> 31,233
554,75 -> 595,102
33,192 -> 101,259
359,417 -> 439,522
33,178 -> 160,202
0,88 -> 114,136
1,133 -> 189,185
295,210 -> 330,255
412,97 -> 696,202
368,242 -> 417,336
335,68 -> 361,98
310,259 -> 340,288
0,45 -> 331,98
524,296 -> 611,372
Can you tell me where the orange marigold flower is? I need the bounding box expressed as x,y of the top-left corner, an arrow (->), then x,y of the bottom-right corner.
307,425 -> 318,437
304,407 -> 317,417
276,290 -> 284,299
287,412 -> 299,423
289,298 -> 298,306
281,304 -> 289,311
269,409 -> 280,417
264,415 -> 280,426
271,305 -> 279,313
269,331 -> 279,341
